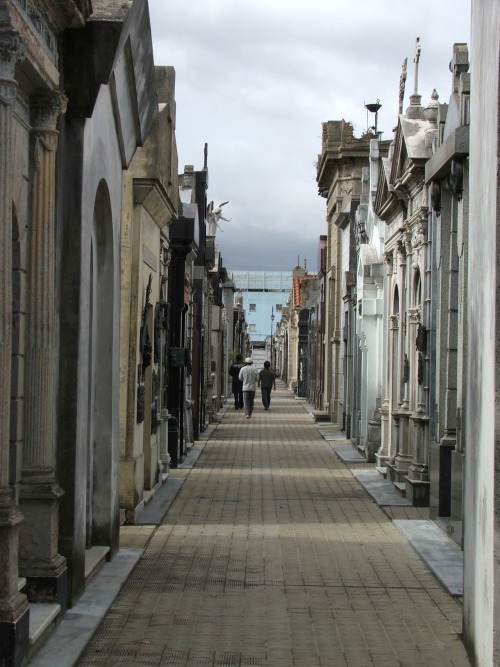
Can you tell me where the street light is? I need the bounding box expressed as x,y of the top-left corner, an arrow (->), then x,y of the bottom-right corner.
270,306 -> 275,369
364,100 -> 382,136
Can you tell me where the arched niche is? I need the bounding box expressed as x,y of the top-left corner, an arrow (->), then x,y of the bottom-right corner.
86,179 -> 116,548
413,268 -> 422,309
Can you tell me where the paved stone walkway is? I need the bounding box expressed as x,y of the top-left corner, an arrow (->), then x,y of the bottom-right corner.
77,384 -> 470,666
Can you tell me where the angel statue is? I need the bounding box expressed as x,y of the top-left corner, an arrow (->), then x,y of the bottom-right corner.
208,201 -> 231,235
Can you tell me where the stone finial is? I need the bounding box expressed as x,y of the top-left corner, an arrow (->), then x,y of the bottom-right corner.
423,89 -> 439,125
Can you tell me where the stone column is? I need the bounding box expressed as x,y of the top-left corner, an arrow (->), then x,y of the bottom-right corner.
407,307 -> 430,506
377,252 -> 393,465
19,90 -> 68,607
393,239 -> 412,478
0,28 -> 30,664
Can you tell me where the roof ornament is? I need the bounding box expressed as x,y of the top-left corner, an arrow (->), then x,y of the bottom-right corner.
409,37 -> 422,108
398,58 -> 408,115
208,201 -> 231,235
413,37 -> 421,96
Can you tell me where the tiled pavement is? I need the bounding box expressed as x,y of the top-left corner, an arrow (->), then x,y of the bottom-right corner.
72,384 -> 469,666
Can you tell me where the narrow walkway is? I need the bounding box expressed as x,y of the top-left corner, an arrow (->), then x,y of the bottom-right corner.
77,384 -> 469,667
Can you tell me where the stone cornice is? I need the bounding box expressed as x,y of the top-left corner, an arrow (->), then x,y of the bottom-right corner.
424,125 -> 469,183
133,178 -> 178,229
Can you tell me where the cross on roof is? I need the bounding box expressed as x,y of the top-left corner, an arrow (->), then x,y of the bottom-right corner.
413,37 -> 421,95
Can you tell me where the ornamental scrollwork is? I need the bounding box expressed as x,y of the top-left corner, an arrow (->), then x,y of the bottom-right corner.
383,251 -> 394,275
0,30 -> 26,81
31,90 -> 68,130
412,221 -> 427,248
403,227 -> 413,256
396,238 -> 406,258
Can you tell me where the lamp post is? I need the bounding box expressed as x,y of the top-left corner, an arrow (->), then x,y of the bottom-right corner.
364,100 -> 382,137
270,306 -> 275,369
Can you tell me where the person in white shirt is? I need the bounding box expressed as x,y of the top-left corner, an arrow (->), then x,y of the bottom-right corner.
238,357 -> 260,418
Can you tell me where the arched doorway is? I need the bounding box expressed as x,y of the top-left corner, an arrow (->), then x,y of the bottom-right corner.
86,180 -> 116,549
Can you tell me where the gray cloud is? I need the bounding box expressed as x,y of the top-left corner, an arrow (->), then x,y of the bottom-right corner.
148,0 -> 470,272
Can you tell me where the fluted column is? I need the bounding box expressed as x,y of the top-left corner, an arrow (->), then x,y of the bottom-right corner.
19,89 -> 67,604
0,27 -> 29,659
377,252 -> 393,464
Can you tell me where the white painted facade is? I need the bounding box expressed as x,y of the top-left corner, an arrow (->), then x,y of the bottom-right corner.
463,0 -> 500,664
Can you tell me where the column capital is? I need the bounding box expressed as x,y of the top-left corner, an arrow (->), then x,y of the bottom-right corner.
31,90 -> 68,130
383,250 -> 393,275
0,29 -> 25,80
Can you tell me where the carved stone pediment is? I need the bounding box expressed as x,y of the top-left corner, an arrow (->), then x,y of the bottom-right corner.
389,120 -> 406,186
375,157 -> 399,220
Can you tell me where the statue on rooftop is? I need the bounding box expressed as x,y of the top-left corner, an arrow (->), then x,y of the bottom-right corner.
208,201 -> 231,235
399,57 -> 408,114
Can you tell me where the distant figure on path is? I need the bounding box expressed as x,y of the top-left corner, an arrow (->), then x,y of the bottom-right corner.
229,353 -> 245,409
258,361 -> 276,410
239,357 -> 259,419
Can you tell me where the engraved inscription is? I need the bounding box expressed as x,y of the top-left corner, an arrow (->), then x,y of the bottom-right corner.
143,245 -> 157,272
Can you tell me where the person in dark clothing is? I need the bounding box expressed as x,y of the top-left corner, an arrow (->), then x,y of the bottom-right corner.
258,361 -> 276,410
229,353 -> 245,409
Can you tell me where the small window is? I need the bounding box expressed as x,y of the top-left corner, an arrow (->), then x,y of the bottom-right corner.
249,304 -> 256,312
249,324 -> 256,332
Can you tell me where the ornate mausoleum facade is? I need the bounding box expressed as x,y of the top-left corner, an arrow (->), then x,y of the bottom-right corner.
0,2 -> 232,663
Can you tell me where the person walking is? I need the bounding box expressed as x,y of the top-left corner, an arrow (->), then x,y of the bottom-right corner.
258,360 -> 276,410
228,353 -> 245,409
238,357 -> 259,419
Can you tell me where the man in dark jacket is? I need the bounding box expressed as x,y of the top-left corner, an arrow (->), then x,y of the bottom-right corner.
229,353 -> 245,409
258,361 -> 276,410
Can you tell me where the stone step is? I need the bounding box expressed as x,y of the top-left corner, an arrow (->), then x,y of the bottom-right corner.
28,602 -> 61,658
394,482 -> 406,497
376,466 -> 387,478
312,410 -> 331,422
85,545 -> 110,585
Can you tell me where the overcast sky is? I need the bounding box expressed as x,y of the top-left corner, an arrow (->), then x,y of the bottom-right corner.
148,0 -> 471,273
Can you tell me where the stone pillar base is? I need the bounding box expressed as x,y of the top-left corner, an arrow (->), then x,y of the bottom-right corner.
407,462 -> 429,482
0,606 -> 29,667
365,412 -> 381,463
375,453 -> 390,469
450,449 -> 465,523
24,567 -> 68,613
405,477 -> 430,507
385,460 -> 410,484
